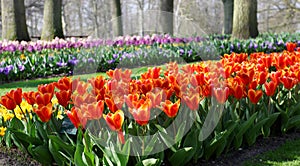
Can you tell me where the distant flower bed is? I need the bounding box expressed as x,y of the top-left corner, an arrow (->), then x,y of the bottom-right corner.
0,33 -> 299,83
0,45 -> 299,165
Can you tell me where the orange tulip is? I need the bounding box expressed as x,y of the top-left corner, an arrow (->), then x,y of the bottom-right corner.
0,96 -> 16,110
66,107 -> 87,128
146,90 -> 165,108
35,92 -> 52,106
141,67 -> 161,79
105,97 -> 119,113
80,101 -> 104,120
212,87 -> 230,104
124,93 -> 140,108
231,84 -> 245,100
55,90 -> 71,107
160,100 -> 180,118
264,81 -> 277,97
38,83 -> 55,96
23,91 -> 36,105
258,71 -> 268,85
182,87 -> 200,111
55,77 -> 72,91
130,99 -> 151,126
88,76 -> 106,91
0,88 -> 22,110
104,110 -> 124,131
34,103 -> 53,122
248,89 -> 263,104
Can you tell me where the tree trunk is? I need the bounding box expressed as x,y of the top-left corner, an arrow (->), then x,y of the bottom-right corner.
249,0 -> 258,38
1,0 -> 30,41
160,0 -> 173,35
232,0 -> 251,39
41,0 -> 64,40
111,0 -> 123,37
222,0 -> 233,34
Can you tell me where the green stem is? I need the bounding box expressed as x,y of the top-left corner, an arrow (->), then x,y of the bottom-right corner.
18,105 -> 28,123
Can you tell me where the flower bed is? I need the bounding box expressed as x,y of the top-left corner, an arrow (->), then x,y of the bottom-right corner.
0,43 -> 299,165
0,33 -> 299,83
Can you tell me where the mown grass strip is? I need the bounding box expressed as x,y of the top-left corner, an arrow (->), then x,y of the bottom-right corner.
243,139 -> 300,166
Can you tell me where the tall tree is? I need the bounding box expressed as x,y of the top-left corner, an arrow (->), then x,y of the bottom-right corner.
111,0 -> 123,37
1,0 -> 30,41
160,0 -> 173,35
222,0 -> 233,34
249,0 -> 258,38
232,0 -> 256,39
41,0 -> 64,40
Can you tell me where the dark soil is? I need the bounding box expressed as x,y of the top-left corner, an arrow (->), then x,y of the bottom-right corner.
0,145 -> 40,166
0,131 -> 300,166
197,130 -> 300,166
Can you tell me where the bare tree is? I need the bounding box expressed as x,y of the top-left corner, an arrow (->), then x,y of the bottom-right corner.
160,0 -> 173,35
249,0 -> 258,37
222,0 -> 233,34
232,0 -> 251,39
41,0 -> 64,40
1,0 -> 30,41
111,0 -> 123,37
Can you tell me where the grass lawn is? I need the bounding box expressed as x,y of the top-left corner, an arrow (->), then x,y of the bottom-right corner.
243,138 -> 300,166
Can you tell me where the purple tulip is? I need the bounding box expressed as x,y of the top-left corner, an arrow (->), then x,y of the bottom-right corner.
18,65 -> 25,71
56,62 -> 67,67
4,65 -> 13,75
88,58 -> 95,63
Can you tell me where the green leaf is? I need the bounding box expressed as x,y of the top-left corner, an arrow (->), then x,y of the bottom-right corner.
48,135 -> 75,157
263,112 -> 280,137
245,118 -> 268,145
118,140 -> 130,166
234,112 -> 257,149
169,147 -> 194,166
135,158 -> 161,166
285,115 -> 300,131
28,145 -> 53,165
175,121 -> 186,144
49,139 -> 67,165
10,117 -> 24,130
74,143 -> 85,166
10,129 -> 43,146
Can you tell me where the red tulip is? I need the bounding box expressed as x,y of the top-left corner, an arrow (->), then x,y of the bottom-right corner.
212,87 -> 230,104
264,81 -> 277,97
23,91 -> 36,105
286,42 -> 296,52
67,107 -> 87,128
38,83 -> 55,97
0,88 -> 23,110
0,96 -> 16,110
248,89 -> 263,104
280,76 -> 296,90
55,90 -> 71,107
105,97 -> 119,113
55,77 -> 72,91
35,92 -> 52,106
